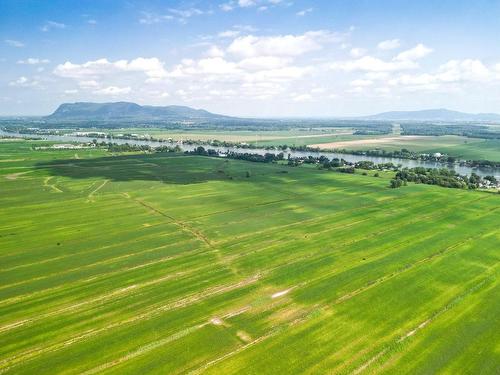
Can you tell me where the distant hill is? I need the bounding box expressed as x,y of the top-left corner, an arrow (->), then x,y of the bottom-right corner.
45,102 -> 231,121
363,108 -> 500,122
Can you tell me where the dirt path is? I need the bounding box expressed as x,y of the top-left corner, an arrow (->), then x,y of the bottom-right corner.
87,179 -> 109,200
4,171 -> 31,180
131,197 -> 212,248
43,177 -> 62,192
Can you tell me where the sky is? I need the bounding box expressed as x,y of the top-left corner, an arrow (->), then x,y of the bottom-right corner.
1,0 -> 500,117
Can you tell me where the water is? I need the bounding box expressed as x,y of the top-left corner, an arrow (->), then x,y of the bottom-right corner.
1,129 -> 499,178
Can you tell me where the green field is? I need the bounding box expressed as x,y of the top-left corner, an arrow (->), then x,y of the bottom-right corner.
0,140 -> 499,374
104,128 -> 354,144
109,129 -> 500,162
310,135 -> 500,162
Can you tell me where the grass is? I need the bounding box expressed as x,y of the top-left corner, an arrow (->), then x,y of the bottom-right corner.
127,129 -> 500,162
308,135 -> 500,162
0,140 -> 499,374
103,128 -> 353,143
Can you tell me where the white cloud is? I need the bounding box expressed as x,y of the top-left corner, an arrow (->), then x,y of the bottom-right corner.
54,57 -> 168,82
296,8 -> 313,16
78,80 -> 100,88
292,93 -> 313,102
94,86 -> 131,95
395,43 -> 433,61
139,8 -> 205,24
350,48 -> 366,58
220,0 -> 284,11
228,30 -> 344,58
9,76 -> 38,87
168,8 -> 204,18
332,44 -> 432,73
238,56 -> 290,70
437,59 -> 490,82
41,21 -> 66,32
5,39 -> 24,48
239,0 -> 256,7
87,19 -> 97,25
139,12 -> 174,24
246,66 -> 312,82
377,39 -> 400,50
17,58 -> 50,65
220,3 -> 234,11
388,59 -> 495,91
350,79 -> 373,87
64,89 -> 79,94
218,30 -> 240,38
331,56 -> 417,72
206,45 -> 225,57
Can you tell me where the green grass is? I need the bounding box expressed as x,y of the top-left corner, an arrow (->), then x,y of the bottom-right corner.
306,135 -> 500,162
103,128 -> 353,143
0,140 -> 499,374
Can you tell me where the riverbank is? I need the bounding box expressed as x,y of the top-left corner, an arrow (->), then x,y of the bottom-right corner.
1,128 -> 499,178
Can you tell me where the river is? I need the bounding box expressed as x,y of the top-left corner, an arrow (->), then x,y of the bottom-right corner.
1,129 -> 499,178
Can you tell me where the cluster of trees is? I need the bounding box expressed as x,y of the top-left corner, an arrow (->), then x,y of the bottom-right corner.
186,146 -> 285,163
90,140 -> 181,153
390,167 -> 499,190
400,123 -> 500,139
335,148 -> 457,163
226,151 -> 284,163
105,143 -> 152,152
353,129 -> 391,135
462,159 -> 500,169
1,118 -> 394,132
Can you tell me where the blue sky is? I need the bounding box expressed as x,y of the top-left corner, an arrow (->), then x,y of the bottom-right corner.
1,0 -> 500,116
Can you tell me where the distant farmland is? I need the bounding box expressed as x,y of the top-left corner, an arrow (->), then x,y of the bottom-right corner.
0,141 -> 499,374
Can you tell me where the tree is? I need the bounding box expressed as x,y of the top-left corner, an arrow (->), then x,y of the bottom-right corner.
390,178 -> 403,188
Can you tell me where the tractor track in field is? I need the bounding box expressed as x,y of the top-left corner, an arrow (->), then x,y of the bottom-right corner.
0,239 -> 206,308
43,176 -> 62,193
351,270 -> 497,374
0,270 -> 192,334
0,275 -> 260,373
1,194 -> 494,326
187,303 -> 319,375
1,224 -> 497,372
130,197 -> 213,248
128,195 -> 243,276
212,195 -> 495,278
187,197 -> 294,220
211,191 -> 490,246
4,211 -> 494,337
0,237 -> 200,296
81,307 -> 250,375
87,179 -> 109,200
0,221 -> 187,273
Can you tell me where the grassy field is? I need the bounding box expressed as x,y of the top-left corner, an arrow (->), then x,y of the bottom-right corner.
311,135 -> 500,161
111,129 -> 500,162
104,128 -> 354,144
0,140 -> 499,374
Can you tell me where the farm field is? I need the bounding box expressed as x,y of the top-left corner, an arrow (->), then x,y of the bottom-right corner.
311,135 -> 500,161
0,140 -> 499,374
105,128 -> 354,143
113,129 -> 500,162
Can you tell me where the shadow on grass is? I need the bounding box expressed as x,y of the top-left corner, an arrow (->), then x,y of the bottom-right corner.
35,153 -> 236,185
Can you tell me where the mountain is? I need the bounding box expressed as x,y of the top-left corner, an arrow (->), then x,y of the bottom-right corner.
45,102 -> 231,121
363,108 -> 500,122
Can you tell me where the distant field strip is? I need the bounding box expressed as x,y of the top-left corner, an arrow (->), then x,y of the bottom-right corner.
0,142 -> 498,374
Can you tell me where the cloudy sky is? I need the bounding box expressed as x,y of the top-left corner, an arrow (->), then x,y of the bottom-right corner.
1,0 -> 500,116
